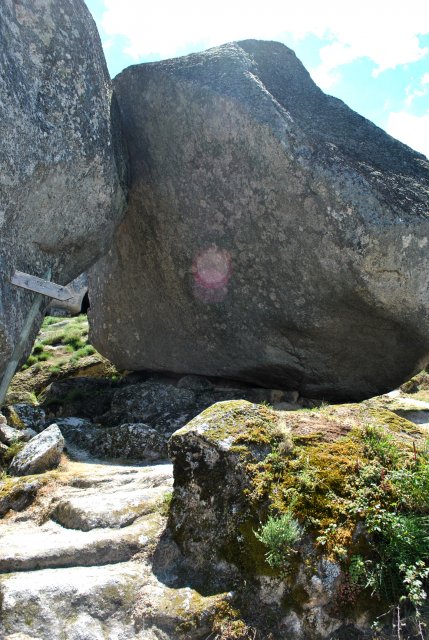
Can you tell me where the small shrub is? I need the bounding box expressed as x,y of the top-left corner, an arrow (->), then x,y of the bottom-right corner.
255,511 -> 302,569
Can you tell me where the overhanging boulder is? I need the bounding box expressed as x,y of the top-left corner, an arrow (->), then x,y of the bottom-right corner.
89,40 -> 429,400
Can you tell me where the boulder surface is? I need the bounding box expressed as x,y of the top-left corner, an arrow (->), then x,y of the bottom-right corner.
8,423 -> 64,476
89,40 -> 429,401
0,0 -> 127,380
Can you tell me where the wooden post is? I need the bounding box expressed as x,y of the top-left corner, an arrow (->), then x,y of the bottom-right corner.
0,268 -> 52,408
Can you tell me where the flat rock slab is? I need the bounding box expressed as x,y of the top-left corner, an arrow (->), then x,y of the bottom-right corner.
0,561 -> 151,640
0,515 -> 160,572
0,453 -> 226,640
52,483 -> 171,531
1,561 -> 230,640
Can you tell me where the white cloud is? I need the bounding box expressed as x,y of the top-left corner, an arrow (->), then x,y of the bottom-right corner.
421,72 -> 429,85
405,83 -> 428,107
386,111 -> 429,158
100,0 -> 429,89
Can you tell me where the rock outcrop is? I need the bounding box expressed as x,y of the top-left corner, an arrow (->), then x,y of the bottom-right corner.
89,39 -> 429,401
55,377 -> 299,459
168,399 -> 429,637
0,0 -> 127,380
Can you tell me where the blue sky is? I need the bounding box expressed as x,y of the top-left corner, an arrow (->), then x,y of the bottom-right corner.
84,0 -> 429,158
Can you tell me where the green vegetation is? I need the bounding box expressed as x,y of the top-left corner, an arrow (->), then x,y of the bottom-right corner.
255,511 -> 302,569
2,439 -> 24,463
239,404 -> 429,633
42,316 -> 64,327
159,491 -> 173,517
69,344 -> 96,362
210,600 -> 259,640
21,315 -> 95,372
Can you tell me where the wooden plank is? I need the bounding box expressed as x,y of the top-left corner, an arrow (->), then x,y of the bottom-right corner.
11,270 -> 73,301
0,269 -> 52,407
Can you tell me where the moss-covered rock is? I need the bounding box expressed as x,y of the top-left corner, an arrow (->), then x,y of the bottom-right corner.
0,476 -> 42,516
169,399 -> 429,638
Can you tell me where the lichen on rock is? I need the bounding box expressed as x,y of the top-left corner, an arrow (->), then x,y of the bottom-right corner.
168,399 -> 429,638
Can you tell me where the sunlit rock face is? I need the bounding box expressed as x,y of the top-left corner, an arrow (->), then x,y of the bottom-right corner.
89,40 -> 429,401
0,0 -> 127,380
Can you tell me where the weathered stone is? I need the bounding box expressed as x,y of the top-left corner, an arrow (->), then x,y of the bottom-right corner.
51,479 -> 171,531
0,454 -> 177,639
100,377 -> 298,432
0,0 -> 127,379
168,399 -> 425,637
0,515 -> 158,572
0,562 -> 152,639
133,585 -> 230,639
4,403 -> 46,431
168,400 -> 274,580
59,420 -> 169,461
39,376 -> 117,420
0,424 -> 36,445
0,478 -> 41,516
89,39 -> 429,401
8,423 -> 64,476
0,424 -> 16,445
0,441 -> 10,467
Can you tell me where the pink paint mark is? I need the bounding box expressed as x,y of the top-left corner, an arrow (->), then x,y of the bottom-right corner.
192,246 -> 232,303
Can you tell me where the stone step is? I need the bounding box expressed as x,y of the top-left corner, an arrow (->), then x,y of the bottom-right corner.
0,560 -> 231,640
0,561 -> 151,639
0,514 -> 162,572
64,462 -> 173,492
51,483 -> 171,530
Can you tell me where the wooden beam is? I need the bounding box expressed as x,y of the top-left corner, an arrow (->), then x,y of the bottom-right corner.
11,270 -> 73,301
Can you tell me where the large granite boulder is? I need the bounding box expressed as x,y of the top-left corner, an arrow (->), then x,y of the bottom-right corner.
0,0 -> 127,380
89,40 -> 429,401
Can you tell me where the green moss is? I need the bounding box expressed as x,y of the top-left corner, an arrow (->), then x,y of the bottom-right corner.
291,432 -> 324,446
196,401 -> 277,444
368,407 -> 420,434
3,440 -> 25,463
5,407 -> 25,429
210,600 -> 257,640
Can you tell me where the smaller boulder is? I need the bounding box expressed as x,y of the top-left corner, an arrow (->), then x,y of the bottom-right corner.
0,425 -> 37,446
8,424 -> 64,476
0,478 -> 41,516
0,413 -> 7,425
4,404 -> 46,432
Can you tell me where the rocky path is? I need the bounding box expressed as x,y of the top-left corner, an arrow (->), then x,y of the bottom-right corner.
0,451 -> 185,639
